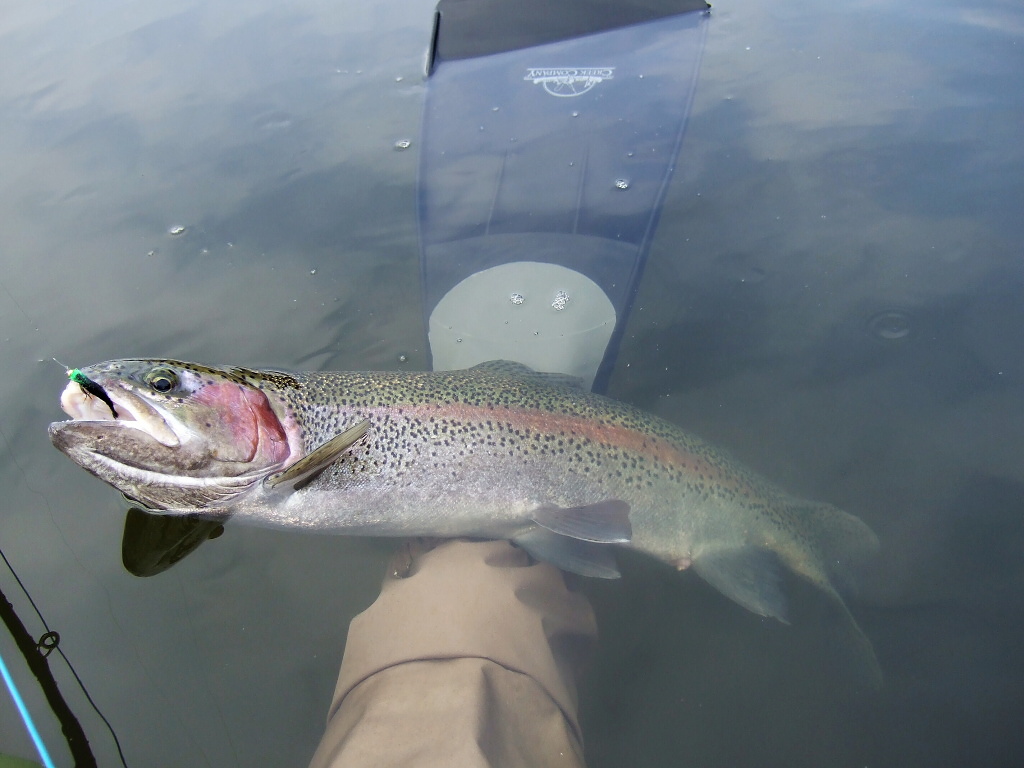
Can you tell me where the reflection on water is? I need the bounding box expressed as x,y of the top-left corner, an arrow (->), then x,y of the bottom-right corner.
121,507 -> 225,578
1,0 -> 1023,766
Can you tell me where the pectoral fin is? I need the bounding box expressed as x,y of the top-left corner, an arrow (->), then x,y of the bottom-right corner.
513,527 -> 621,579
531,499 -> 631,543
264,420 -> 370,492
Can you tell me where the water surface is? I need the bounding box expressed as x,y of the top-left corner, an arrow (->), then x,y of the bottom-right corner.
1,0 -> 1022,765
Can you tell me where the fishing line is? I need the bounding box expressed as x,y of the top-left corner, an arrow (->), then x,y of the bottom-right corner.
2,400 -> 211,768
2,236 -> 136,767
6,354 -> 205,765
0,419 -> 130,768
0,277 -> 40,332
1,547 -> 129,768
0,565 -> 93,765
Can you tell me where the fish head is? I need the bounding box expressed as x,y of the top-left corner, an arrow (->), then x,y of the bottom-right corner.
48,359 -> 299,511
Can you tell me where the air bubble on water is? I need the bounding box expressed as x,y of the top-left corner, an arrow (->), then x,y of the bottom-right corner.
394,139 -> 412,150
614,179 -> 630,190
168,225 -> 186,236
551,291 -> 570,311
492,106 -> 500,112
571,111 -> 579,117
866,310 -> 911,340
510,293 -> 525,305
626,152 -> 634,158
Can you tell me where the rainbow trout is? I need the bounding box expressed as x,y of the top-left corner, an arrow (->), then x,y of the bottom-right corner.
50,359 -> 878,673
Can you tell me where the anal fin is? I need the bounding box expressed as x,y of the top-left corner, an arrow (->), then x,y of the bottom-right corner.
691,547 -> 790,623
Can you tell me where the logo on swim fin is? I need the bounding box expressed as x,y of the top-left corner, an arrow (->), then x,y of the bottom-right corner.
524,68 -> 615,97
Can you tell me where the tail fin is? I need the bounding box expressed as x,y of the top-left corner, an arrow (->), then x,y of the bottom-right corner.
690,498 -> 882,687
797,500 -> 880,594
784,500 -> 882,688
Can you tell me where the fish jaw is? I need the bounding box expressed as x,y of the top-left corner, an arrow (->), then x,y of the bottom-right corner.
49,360 -> 297,511
48,418 -> 267,510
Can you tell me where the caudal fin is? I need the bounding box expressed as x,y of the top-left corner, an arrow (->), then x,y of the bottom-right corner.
690,499 -> 882,688
796,500 -> 880,594
783,500 -> 882,687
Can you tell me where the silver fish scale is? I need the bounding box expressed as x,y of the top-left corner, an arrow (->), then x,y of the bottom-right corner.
284,372 -> 649,481
276,369 -> 778,508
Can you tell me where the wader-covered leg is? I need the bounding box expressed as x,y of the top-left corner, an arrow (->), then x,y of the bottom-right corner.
308,539 -> 597,768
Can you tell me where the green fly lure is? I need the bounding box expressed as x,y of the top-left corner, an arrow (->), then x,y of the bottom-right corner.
56,360 -> 118,419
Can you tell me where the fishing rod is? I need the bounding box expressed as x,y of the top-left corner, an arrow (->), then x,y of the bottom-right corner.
0,646 -> 55,768
0,580 -> 96,766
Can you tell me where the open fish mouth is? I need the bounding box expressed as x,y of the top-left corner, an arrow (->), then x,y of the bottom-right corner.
58,379 -> 181,447
51,378 -> 265,509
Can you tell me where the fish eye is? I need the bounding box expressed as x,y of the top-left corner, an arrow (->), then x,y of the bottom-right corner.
145,368 -> 179,394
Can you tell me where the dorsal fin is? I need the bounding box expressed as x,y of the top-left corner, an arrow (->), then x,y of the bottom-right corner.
469,360 -> 585,390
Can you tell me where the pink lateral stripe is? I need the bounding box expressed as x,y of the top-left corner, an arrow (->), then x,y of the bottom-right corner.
362,401 -> 747,492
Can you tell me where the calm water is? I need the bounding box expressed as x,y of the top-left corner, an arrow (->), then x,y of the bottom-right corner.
1,0 -> 1023,765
